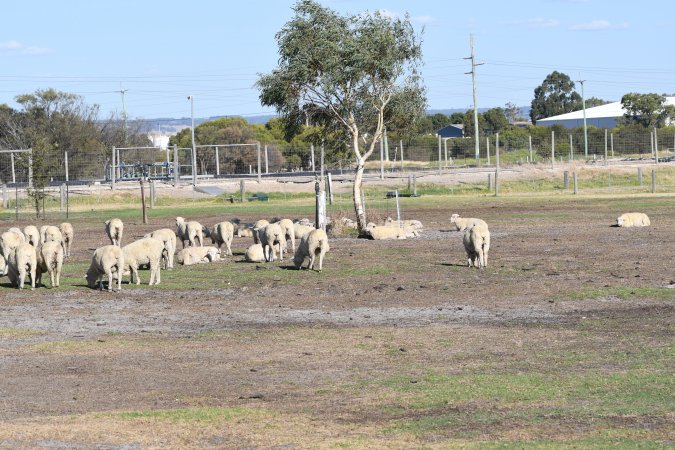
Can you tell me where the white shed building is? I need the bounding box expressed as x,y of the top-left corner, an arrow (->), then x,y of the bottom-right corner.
537,97 -> 675,128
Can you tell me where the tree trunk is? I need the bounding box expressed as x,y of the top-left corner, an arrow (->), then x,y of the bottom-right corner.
353,160 -> 367,235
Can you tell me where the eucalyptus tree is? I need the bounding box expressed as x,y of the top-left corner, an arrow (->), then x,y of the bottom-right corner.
257,0 -> 426,232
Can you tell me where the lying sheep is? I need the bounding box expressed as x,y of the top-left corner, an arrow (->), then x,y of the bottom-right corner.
0,254 -> 6,276
237,227 -> 254,238
1,229 -> 26,259
105,218 -> 124,247
6,243 -> 37,289
259,223 -> 284,262
616,212 -> 650,227
176,246 -> 221,266
122,238 -> 165,285
36,241 -> 64,288
293,223 -> 315,240
275,218 -> 296,253
383,219 -> 423,238
175,216 -> 204,248
294,229 -> 330,272
365,223 -> 406,240
450,214 -> 488,232
211,221 -> 235,256
244,243 -> 265,262
463,223 -> 490,269
144,228 -> 177,269
252,219 -> 270,244
85,245 -> 124,291
23,225 -> 41,247
59,222 -> 74,258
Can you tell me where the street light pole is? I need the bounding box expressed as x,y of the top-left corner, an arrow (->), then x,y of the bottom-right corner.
464,34 -> 484,163
188,96 -> 197,186
577,80 -> 589,157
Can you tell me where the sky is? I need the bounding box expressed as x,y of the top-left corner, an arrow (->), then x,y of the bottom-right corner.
1,0 -> 673,124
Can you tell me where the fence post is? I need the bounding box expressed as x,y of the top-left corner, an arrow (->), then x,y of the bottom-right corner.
413,174 -> 417,196
408,174 -> 412,192
384,128 -> 389,162
650,132 -> 655,162
564,171 -> 569,189
28,149 -> 33,189
494,170 -> 499,197
256,142 -> 261,183
573,171 -> 578,194
150,180 -> 156,209
654,129 -> 659,164
140,179 -> 148,224
15,185 -> 19,220
321,143 -> 325,182
529,135 -> 533,163
437,134 -> 442,174
240,179 -> 245,203
444,138 -> 448,167
2,184 -> 8,209
488,173 -> 493,191
638,167 -> 643,186
569,134 -> 573,160
215,146 -> 220,176
311,144 -> 315,172
264,145 -> 269,174
651,169 -> 656,193
486,137 -> 490,165
610,133 -> 614,158
495,133 -> 500,170
604,129 -> 608,166
327,172 -> 334,205
64,151 -> 69,182
111,146 -> 116,190
551,130 -> 555,167
400,139 -> 404,172
10,152 -> 16,184
173,144 -> 179,186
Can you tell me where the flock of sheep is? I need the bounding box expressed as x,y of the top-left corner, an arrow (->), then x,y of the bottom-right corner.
0,208 -> 650,291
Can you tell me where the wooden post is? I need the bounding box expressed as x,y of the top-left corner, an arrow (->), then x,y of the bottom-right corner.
604,129 -> 608,166
651,169 -> 656,193
327,172 -> 334,205
140,179 -> 148,224
256,142 -> 261,183
569,134 -> 573,160
494,170 -> 499,196
564,171 -> 569,189
173,144 -> 179,186
111,146 -> 116,190
529,135 -> 533,162
551,130 -> 555,167
310,144 -> 315,172
638,167 -> 643,186
10,152 -> 16,184
573,171 -> 578,194
240,179 -> 245,203
610,133 -> 614,158
64,151 -> 69,182
2,184 -> 7,209
407,174 -> 412,192
654,129 -> 659,164
488,173 -> 493,191
400,139 -> 404,172
150,180 -> 156,209
486,137 -> 490,165
264,145 -> 269,174
437,134 -> 442,174
413,174 -> 417,196
380,138 -> 385,180
215,146 -> 220,176
495,133 -> 500,170
60,184 -> 66,211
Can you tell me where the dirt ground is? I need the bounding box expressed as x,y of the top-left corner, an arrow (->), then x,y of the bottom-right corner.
0,172 -> 673,447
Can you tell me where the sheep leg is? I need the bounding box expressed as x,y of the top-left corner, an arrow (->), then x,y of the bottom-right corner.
18,268 -> 25,289
105,268 -> 113,291
132,266 -> 140,285
308,253 -> 315,271
55,264 -> 61,287
317,250 -> 324,272
277,242 -> 283,261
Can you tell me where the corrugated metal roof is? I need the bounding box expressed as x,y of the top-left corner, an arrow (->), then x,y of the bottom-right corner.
538,96 -> 675,123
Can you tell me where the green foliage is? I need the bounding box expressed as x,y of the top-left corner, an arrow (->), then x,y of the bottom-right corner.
620,93 -> 675,128
530,71 -> 582,124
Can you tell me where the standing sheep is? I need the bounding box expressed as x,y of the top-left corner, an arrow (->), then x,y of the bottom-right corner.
144,228 -> 177,269
293,223 -> 315,240
122,238 -> 165,285
40,225 -> 63,245
252,219 -> 270,244
463,223 -> 490,269
294,229 -> 330,272
36,241 -> 64,288
59,222 -> 74,258
85,245 -> 124,291
175,216 -> 204,248
105,218 -> 124,247
450,214 -> 488,232
6,243 -> 38,290
211,221 -> 235,256
259,223 -> 284,262
23,225 -> 41,247
244,243 -> 266,262
275,218 -> 296,253
616,212 -> 650,227
1,229 -> 26,259
176,246 -> 221,265
0,254 -> 6,277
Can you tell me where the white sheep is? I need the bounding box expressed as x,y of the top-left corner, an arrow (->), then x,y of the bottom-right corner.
144,228 -> 177,269
211,221 -> 235,256
365,223 -> 406,240
176,246 -> 221,266
175,216 -> 204,248
40,225 -> 63,245
463,223 -> 490,269
275,218 -> 296,253
59,222 -> 74,258
1,229 -> 26,259
122,238 -> 165,285
104,218 -> 124,247
237,227 -> 254,238
293,223 -> 315,240
85,245 -> 124,291
36,241 -> 64,288
8,227 -> 25,239
252,219 -> 270,244
0,253 -> 6,277
450,214 -> 488,232
616,212 -> 650,227
294,229 -> 330,272
6,243 -> 37,290
244,243 -> 266,262
23,225 -> 41,247
259,223 -> 284,262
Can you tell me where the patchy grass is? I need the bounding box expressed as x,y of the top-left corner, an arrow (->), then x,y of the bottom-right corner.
561,287 -> 675,302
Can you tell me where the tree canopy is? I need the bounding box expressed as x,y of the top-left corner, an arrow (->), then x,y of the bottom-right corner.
620,93 -> 675,128
530,71 -> 582,124
257,0 -> 426,231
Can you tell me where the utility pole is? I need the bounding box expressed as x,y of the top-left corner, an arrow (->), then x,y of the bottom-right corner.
464,34 -> 484,162
577,79 -> 589,157
116,84 -> 128,146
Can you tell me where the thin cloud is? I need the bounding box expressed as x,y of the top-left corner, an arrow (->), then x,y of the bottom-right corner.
374,9 -> 438,25
526,18 -> 560,28
571,20 -> 629,30
0,40 -> 52,55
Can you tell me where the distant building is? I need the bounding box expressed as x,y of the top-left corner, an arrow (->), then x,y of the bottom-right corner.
537,97 -> 675,128
436,124 -> 464,138
147,131 -> 171,150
